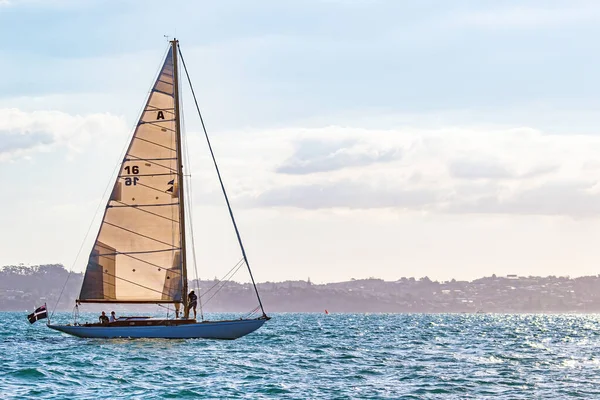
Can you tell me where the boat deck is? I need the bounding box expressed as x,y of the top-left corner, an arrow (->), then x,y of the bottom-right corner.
82,317 -> 198,328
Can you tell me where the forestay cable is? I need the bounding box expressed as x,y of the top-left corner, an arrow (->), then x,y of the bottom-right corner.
178,45 -> 267,317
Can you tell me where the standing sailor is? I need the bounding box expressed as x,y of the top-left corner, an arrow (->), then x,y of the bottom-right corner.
188,290 -> 198,320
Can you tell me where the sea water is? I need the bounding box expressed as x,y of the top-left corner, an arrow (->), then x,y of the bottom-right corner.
1,312 -> 600,399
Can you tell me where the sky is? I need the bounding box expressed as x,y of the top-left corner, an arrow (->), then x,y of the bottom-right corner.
2,0 -> 600,283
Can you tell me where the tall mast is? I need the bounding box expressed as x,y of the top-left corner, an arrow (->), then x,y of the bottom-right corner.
172,38 -> 189,317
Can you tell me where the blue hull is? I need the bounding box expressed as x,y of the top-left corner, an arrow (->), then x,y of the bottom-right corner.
47,318 -> 267,340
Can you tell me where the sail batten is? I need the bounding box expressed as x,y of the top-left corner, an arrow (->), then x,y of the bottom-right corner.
125,157 -> 177,162
84,269 -> 180,297
118,173 -> 176,177
78,300 -> 183,304
102,222 -> 179,248
79,46 -> 184,304
132,136 -> 176,151
109,202 -> 180,208
99,253 -> 182,275
97,248 -> 181,256
139,120 -> 177,128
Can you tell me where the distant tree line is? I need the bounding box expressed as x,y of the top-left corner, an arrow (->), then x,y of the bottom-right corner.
4,264 -> 600,313
0,264 -> 83,311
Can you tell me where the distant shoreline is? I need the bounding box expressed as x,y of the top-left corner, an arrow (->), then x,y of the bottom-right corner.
3,264 -> 600,314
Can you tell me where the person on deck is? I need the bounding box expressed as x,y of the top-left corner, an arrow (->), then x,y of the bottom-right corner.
109,311 -> 118,322
99,311 -> 109,325
188,290 -> 198,320
174,302 -> 181,319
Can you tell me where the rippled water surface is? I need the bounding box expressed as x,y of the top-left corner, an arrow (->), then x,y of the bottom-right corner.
2,312 -> 600,399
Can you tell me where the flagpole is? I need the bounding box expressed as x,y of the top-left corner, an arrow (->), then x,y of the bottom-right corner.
45,302 -> 49,325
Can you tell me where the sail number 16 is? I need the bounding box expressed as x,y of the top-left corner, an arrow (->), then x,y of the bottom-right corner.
124,165 -> 140,186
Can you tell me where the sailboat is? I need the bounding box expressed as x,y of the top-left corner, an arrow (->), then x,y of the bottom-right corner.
48,39 -> 269,339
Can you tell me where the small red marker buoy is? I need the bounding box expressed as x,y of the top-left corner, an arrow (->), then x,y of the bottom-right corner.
325,309 -> 329,314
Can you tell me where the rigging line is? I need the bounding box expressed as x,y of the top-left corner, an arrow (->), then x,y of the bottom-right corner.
49,203 -> 102,320
146,105 -> 175,111
122,179 -> 175,196
125,157 -> 177,162
242,305 -> 261,319
157,303 -> 177,319
97,253 -> 182,276
98,248 -> 181,256
82,270 -> 178,298
201,262 -> 245,307
126,155 -> 177,172
178,45 -> 267,317
119,172 -> 175,177
180,88 -> 203,320
201,262 -> 242,297
112,200 -> 179,223
188,167 -> 203,320
204,261 -> 243,298
138,120 -> 176,132
153,88 -> 174,97
109,202 -> 180,208
133,135 -> 176,152
145,108 -> 175,117
200,258 -> 244,298
103,221 -> 178,248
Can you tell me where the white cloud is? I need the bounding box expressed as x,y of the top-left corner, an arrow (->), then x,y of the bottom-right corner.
3,111 -> 586,217
190,125 -> 600,217
448,159 -> 559,180
254,181 -> 437,209
0,108 -> 128,161
0,130 -> 53,155
449,159 -> 514,180
447,181 -> 600,217
3,110 -> 600,280
275,138 -> 402,175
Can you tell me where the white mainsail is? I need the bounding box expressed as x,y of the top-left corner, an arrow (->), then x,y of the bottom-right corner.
79,47 -> 184,303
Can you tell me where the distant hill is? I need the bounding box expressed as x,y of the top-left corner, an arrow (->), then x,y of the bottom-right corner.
3,264 -> 600,313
